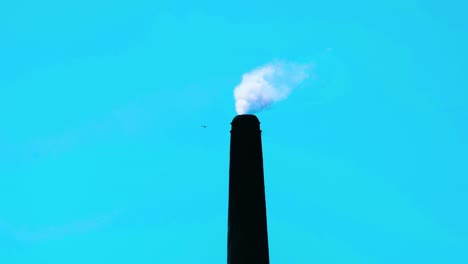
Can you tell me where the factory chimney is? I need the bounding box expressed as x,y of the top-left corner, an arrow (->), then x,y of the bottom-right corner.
228,114 -> 270,264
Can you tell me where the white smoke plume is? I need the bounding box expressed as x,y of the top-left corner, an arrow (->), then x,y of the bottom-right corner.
234,61 -> 310,114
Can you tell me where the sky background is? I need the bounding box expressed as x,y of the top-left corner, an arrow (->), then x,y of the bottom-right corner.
1,0 -> 468,263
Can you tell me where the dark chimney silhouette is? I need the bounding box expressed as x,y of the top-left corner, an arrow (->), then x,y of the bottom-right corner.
228,114 -> 270,264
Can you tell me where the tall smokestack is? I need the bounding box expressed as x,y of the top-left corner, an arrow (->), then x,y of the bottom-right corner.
228,114 -> 270,264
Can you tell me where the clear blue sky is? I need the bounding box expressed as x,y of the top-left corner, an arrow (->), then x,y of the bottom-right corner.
1,0 -> 467,263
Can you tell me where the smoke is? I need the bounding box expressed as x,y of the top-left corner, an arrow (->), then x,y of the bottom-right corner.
234,61 -> 310,114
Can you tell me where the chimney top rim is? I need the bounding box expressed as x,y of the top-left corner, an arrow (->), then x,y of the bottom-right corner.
231,114 -> 260,125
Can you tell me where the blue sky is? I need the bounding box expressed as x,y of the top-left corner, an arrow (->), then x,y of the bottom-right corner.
1,0 -> 467,263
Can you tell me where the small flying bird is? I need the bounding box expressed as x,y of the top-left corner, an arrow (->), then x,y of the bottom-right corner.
201,125 -> 207,128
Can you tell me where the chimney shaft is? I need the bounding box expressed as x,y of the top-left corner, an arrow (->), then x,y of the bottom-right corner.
228,114 -> 270,264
